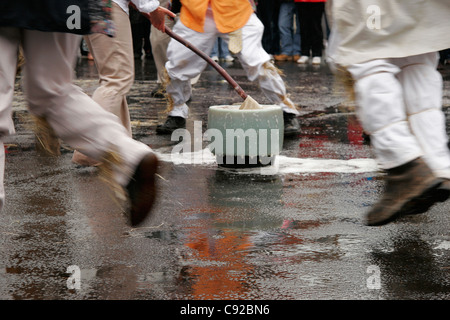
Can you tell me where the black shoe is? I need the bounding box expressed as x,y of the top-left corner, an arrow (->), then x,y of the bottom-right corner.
283,112 -> 300,136
156,116 -> 186,134
126,153 -> 159,227
150,85 -> 166,98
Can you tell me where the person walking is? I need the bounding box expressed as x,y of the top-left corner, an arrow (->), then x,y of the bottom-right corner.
295,0 -> 326,65
274,0 -> 301,62
156,0 -> 300,136
72,0 -> 164,167
327,0 -> 450,226
0,0 -> 175,227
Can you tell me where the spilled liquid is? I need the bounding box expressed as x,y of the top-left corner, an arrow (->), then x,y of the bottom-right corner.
155,148 -> 379,174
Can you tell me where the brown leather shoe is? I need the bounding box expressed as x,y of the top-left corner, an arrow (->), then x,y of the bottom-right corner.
126,153 -> 159,227
365,158 -> 443,226
273,54 -> 292,61
402,178 -> 450,215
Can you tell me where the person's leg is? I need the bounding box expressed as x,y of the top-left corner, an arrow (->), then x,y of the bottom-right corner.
142,18 -> 152,58
131,21 -> 143,58
310,2 -> 324,59
272,1 -> 281,55
73,3 -> 135,166
0,27 -> 21,211
226,13 -> 299,135
293,4 -> 301,59
297,3 -> 312,58
256,0 -> 279,55
22,30 -> 157,226
159,10 -> 217,134
0,27 -> 19,139
276,3 -> 294,60
348,59 -> 444,225
349,60 -> 422,168
395,52 -> 450,179
86,2 -> 134,135
210,38 -> 219,60
0,141 -> 4,212
255,0 -> 271,53
150,12 -> 174,88
218,37 -> 233,61
233,13 -> 298,116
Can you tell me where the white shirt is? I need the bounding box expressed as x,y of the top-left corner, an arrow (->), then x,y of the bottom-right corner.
113,0 -> 160,15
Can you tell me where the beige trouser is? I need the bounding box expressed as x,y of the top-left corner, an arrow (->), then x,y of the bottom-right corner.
150,0 -> 174,84
73,2 -> 135,165
0,27 -> 152,211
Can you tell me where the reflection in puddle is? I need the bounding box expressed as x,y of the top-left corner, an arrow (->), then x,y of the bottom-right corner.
143,230 -> 179,243
134,164 -> 381,299
141,210 -> 337,298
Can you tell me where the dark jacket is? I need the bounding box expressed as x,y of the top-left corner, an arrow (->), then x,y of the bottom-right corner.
0,0 -> 114,36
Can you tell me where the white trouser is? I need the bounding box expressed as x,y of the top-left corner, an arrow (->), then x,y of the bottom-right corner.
0,27 -> 153,210
347,52 -> 450,178
165,8 -> 298,118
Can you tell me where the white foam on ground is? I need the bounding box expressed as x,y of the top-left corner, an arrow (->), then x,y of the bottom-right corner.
434,240 -> 450,250
155,148 -> 379,175
156,148 -> 216,165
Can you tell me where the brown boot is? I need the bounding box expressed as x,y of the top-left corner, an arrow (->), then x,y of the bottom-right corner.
402,178 -> 450,216
365,158 -> 444,226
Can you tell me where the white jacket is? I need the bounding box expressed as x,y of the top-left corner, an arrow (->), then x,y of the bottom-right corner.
326,0 -> 450,67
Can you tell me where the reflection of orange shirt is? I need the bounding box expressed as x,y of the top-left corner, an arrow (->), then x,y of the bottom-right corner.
180,0 -> 253,33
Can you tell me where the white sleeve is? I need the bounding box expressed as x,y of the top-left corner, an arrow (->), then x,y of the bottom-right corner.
130,0 -> 160,13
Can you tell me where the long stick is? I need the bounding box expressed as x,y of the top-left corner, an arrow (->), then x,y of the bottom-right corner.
164,27 -> 248,101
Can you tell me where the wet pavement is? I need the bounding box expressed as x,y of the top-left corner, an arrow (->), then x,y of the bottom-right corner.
1,54 -> 450,302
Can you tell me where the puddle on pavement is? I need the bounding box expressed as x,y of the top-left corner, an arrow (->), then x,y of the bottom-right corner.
125,166 -> 371,298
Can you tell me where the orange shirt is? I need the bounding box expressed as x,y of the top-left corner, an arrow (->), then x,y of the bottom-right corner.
180,0 -> 253,33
